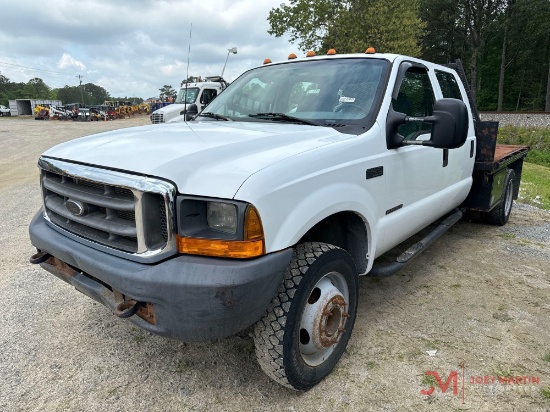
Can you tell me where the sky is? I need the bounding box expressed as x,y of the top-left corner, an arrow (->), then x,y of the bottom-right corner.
0,0 -> 294,99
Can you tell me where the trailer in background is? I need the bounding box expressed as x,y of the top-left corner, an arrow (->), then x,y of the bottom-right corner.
8,99 -> 62,116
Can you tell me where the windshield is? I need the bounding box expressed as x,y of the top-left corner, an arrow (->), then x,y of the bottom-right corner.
175,87 -> 199,104
205,58 -> 389,129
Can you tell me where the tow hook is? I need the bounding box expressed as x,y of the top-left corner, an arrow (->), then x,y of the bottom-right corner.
114,300 -> 145,318
29,251 -> 52,264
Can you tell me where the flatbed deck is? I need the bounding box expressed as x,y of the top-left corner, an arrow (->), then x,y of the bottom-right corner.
474,144 -> 529,172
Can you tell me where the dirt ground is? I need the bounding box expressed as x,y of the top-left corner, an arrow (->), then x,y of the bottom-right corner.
0,116 -> 549,411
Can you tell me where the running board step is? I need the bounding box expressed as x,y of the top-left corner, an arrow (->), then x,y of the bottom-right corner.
368,208 -> 463,277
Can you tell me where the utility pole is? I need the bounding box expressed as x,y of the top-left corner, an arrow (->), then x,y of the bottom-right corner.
77,74 -> 84,105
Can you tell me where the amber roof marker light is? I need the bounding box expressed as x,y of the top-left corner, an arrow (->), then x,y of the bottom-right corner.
306,51 -> 316,57
263,58 -> 272,64
288,53 -> 297,60
365,47 -> 376,54
327,49 -> 337,55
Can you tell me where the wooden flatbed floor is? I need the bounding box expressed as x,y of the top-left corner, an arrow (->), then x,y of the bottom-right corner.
494,144 -> 527,163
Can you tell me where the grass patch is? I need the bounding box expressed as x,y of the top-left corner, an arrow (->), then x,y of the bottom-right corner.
366,361 -> 377,370
496,233 -> 516,239
133,333 -> 145,346
495,126 -> 550,210
423,339 -> 440,350
498,126 -> 550,168
493,312 -> 512,322
450,283 -> 461,288
175,358 -> 194,374
493,365 -> 513,378
519,163 -> 550,210
422,373 -> 438,387
541,387 -> 550,400
543,352 -> 550,363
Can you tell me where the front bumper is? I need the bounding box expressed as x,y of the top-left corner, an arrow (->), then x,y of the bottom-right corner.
29,210 -> 292,341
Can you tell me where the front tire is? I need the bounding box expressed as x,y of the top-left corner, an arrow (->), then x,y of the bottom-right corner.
253,242 -> 358,390
485,169 -> 515,226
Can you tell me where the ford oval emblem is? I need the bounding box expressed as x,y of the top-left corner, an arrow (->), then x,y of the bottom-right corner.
66,199 -> 86,217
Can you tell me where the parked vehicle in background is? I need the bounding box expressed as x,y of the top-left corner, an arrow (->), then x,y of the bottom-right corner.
0,105 -> 10,116
29,50 -> 528,390
150,76 -> 228,123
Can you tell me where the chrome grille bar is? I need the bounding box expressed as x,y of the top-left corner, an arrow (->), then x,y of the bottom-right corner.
38,157 -> 176,261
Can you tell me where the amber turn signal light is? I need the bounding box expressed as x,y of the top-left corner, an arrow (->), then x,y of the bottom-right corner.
177,236 -> 264,258
177,205 -> 266,258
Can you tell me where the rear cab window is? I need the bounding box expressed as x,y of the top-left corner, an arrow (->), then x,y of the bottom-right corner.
435,70 -> 463,100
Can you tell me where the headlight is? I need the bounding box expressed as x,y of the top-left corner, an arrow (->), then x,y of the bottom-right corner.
176,197 -> 265,258
207,202 -> 237,234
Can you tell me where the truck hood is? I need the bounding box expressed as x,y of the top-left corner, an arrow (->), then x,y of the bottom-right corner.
43,121 -> 349,198
153,104 -> 186,115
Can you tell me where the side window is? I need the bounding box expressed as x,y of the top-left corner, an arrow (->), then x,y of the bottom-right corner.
392,67 -> 435,141
201,89 -> 217,105
435,71 -> 463,100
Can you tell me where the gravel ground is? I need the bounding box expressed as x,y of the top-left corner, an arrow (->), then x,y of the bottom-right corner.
0,116 -> 549,411
480,113 -> 550,128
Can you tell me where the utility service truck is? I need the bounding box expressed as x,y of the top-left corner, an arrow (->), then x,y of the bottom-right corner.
29,50 -> 528,390
150,76 -> 227,124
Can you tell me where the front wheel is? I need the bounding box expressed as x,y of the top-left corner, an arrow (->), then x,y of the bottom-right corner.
253,242 -> 358,390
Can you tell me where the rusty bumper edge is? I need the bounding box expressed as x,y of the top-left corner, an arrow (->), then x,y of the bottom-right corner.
29,210 -> 293,341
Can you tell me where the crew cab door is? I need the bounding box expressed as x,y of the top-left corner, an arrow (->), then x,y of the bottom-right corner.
381,62 -> 461,248
198,88 -> 218,112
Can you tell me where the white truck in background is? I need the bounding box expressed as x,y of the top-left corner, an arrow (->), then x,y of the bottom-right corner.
150,76 -> 228,123
0,105 -> 10,116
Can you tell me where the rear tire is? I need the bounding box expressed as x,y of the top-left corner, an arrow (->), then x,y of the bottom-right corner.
485,169 -> 515,226
253,242 -> 358,390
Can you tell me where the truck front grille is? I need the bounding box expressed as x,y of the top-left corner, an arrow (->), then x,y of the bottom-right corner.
39,158 -> 175,259
151,113 -> 164,124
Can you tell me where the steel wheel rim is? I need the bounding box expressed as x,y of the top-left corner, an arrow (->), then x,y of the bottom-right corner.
298,271 -> 350,367
504,179 -> 513,217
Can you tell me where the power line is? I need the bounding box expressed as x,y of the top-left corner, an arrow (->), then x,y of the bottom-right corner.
0,61 -> 127,95
0,60 -> 71,76
81,76 -> 124,94
0,60 -> 135,97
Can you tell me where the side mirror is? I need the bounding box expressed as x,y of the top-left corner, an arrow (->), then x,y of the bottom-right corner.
181,104 -> 198,121
422,98 -> 468,149
385,98 -> 468,150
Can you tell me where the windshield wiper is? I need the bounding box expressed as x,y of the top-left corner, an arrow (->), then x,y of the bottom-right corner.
197,112 -> 231,121
248,112 -> 321,126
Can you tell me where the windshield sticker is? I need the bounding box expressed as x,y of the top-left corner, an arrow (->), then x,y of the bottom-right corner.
307,89 -> 321,94
339,96 -> 355,103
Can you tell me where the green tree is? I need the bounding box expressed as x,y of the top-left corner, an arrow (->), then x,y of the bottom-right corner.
420,0 -> 468,63
83,83 -> 110,105
268,0 -> 424,55
53,86 -> 82,105
322,0 -> 425,55
23,78 -> 51,99
268,0 -> 343,52
159,85 -> 176,100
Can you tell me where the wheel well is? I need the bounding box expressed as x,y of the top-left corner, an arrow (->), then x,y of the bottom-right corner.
298,212 -> 368,274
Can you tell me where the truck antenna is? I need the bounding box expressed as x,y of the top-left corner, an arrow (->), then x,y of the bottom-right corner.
185,23 -> 192,95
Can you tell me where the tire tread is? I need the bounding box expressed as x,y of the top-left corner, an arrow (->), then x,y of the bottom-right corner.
253,242 -> 338,389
